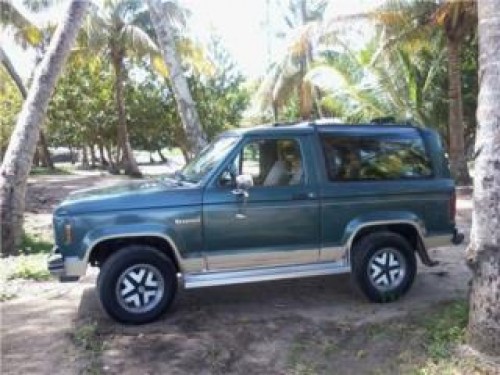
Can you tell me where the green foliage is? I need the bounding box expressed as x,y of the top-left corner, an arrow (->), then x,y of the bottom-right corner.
6,254 -> 52,281
423,301 -> 468,360
30,166 -> 72,175
45,34 -> 249,159
190,36 -> 250,140
72,321 -> 105,374
307,32 -> 449,132
0,66 -> 23,150
46,58 -> 117,151
72,322 -> 105,353
0,290 -> 17,302
20,232 -> 53,254
126,66 -> 178,152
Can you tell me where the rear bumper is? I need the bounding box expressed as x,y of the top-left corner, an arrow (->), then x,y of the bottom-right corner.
47,247 -> 87,282
418,229 -> 464,267
423,229 -> 464,249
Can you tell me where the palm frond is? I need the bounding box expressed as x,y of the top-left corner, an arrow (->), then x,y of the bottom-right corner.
121,23 -> 157,56
0,0 -> 42,45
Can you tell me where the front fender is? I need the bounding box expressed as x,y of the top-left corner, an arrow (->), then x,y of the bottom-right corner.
341,211 -> 426,249
81,223 -> 186,266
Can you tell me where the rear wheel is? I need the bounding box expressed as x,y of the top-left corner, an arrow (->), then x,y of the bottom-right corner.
351,232 -> 416,303
98,245 -> 177,324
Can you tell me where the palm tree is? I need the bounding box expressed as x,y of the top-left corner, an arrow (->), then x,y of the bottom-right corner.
0,0 -> 45,94
433,0 -> 476,185
146,0 -> 207,158
369,0 -> 475,185
306,33 -> 448,131
467,0 -> 500,357
1,0 -> 57,169
254,0 -> 328,121
0,0 -> 90,255
84,0 -> 160,176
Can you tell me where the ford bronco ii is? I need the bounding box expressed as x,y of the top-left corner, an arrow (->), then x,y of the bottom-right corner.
48,121 -> 463,324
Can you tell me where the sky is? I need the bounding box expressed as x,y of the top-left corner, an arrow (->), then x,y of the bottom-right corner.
1,0 -> 383,82
183,0 -> 383,77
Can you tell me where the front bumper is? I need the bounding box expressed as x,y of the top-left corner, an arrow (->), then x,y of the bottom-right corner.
47,247 -> 87,282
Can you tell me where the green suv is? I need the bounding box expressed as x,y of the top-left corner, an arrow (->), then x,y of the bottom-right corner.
48,121 -> 463,324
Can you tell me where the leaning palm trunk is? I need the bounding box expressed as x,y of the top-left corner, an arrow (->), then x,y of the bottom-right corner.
147,0 -> 207,158
112,57 -> 141,177
0,46 -> 27,98
447,37 -> 471,185
466,0 -> 500,356
1,47 -> 54,170
0,0 -> 89,256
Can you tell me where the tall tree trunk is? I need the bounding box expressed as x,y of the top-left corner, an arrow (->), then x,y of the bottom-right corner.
38,130 -> 54,169
105,144 -> 119,174
112,56 -> 141,177
80,145 -> 89,170
69,145 -> 75,164
98,142 -> 108,167
0,0 -> 89,256
157,148 -> 167,162
272,101 -> 279,122
33,148 -> 41,167
89,144 -> 97,167
447,37 -> 472,185
147,0 -> 207,158
466,0 -> 500,357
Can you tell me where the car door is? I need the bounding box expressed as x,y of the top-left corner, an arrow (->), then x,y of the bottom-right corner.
202,135 -> 320,270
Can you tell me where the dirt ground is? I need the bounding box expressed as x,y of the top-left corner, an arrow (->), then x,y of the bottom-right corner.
1,173 -> 475,375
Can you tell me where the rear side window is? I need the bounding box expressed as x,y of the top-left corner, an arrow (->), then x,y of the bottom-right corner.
320,133 -> 432,181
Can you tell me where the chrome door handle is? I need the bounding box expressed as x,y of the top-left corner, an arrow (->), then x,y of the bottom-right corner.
232,189 -> 249,198
292,192 -> 316,200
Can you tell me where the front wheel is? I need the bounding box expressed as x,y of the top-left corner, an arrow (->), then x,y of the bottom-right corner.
98,245 -> 177,324
351,232 -> 416,303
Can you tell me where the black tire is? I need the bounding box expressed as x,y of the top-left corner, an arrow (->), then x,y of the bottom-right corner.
351,231 -> 416,303
98,245 -> 177,324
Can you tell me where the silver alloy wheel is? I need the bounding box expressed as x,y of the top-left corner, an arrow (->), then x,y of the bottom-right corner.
116,264 -> 165,314
367,247 -> 407,291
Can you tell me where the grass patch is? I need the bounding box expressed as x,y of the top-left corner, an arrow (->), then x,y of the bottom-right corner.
411,300 -> 489,375
72,321 -> 106,374
0,290 -> 18,302
5,254 -> 52,281
20,232 -> 52,254
30,166 -> 72,176
423,301 -> 468,360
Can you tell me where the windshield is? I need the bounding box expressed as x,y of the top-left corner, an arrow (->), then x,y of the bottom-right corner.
179,136 -> 240,183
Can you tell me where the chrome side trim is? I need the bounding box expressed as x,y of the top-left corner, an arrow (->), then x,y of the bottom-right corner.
85,233 -> 204,273
423,234 -> 452,249
183,261 -> 350,289
319,246 -> 346,263
206,247 -> 318,270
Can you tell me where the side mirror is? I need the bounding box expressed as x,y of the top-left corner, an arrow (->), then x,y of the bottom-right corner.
235,174 -> 254,190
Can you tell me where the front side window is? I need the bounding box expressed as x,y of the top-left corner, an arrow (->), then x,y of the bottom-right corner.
180,136 -> 240,184
223,138 -> 304,187
321,134 -> 432,181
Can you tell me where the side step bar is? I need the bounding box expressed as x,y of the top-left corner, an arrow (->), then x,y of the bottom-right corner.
183,262 -> 351,289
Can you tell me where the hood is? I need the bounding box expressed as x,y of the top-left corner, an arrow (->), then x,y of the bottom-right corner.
54,178 -> 202,215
